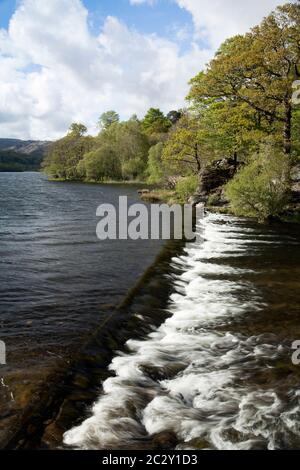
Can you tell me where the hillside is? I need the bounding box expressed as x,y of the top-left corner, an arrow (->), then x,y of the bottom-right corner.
0,138 -> 51,172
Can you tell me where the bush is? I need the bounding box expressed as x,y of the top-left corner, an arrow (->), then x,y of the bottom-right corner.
175,175 -> 199,202
207,192 -> 221,207
225,147 -> 291,222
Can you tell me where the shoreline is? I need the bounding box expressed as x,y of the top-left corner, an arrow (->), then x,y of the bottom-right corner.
45,173 -> 300,225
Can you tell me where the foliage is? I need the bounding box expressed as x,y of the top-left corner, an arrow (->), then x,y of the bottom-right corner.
188,3 -> 300,155
43,134 -> 94,180
113,120 -> 149,179
167,110 -> 183,125
147,142 -> 165,183
93,119 -> 149,180
226,145 -> 291,221
79,145 -> 122,181
99,111 -> 120,130
68,123 -> 88,137
44,116 -> 149,182
162,113 -> 203,175
0,150 -> 43,172
142,108 -> 171,143
175,175 -> 199,202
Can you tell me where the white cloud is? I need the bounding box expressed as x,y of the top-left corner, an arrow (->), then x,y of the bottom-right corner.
0,0 -> 292,140
176,0 -> 292,49
0,0 -> 210,139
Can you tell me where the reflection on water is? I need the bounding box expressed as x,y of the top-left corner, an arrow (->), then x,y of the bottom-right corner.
64,214 -> 300,450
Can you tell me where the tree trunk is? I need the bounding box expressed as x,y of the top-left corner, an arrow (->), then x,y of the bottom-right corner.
283,101 -> 292,155
194,143 -> 201,173
233,151 -> 238,170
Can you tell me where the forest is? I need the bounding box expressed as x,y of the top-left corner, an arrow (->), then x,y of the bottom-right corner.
0,150 -> 43,172
43,3 -> 300,222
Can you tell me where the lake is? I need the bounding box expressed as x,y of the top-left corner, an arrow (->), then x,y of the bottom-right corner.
0,172 -> 164,446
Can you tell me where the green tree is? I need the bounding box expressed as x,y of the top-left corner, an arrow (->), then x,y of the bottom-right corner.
80,145 -> 122,182
188,3 -> 300,155
142,108 -> 171,142
197,100 -> 267,164
147,142 -> 165,183
43,128 -> 93,180
167,110 -> 182,125
83,118 -> 149,181
99,111 -> 120,130
68,123 -> 88,137
162,113 -> 203,175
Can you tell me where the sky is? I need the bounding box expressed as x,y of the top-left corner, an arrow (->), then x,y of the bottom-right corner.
0,0 -> 293,140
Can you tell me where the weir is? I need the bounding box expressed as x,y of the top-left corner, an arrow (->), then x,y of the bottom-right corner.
64,213 -> 300,451
4,236 -> 186,449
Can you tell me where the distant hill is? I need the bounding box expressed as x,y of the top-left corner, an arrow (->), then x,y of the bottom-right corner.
0,138 -> 51,172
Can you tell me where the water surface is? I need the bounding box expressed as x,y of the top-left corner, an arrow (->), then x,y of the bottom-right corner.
0,172 -> 164,445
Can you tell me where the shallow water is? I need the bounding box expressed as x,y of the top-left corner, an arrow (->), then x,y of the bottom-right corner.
64,213 -> 300,450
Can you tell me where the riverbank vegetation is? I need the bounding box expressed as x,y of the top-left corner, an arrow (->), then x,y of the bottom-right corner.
43,3 -> 300,222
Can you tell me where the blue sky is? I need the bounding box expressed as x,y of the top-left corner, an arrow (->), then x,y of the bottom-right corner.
0,0 -> 193,47
0,0 -> 16,28
0,0 -> 290,139
84,0 -> 192,37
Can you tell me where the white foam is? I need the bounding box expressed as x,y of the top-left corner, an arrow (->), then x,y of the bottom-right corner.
64,213 -> 299,450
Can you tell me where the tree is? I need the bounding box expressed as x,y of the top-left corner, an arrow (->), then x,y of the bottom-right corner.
43,133 -> 94,180
80,145 -> 122,182
99,111 -> 120,130
83,118 -> 149,181
188,3 -> 300,155
147,142 -> 165,183
197,100 -> 267,164
142,108 -> 171,142
68,123 -> 88,137
112,120 -> 149,179
162,113 -> 203,175
167,110 -> 183,125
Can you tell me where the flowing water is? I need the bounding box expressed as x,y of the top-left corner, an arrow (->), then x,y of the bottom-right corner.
64,213 -> 300,451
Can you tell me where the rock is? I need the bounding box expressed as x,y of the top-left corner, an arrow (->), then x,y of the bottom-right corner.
198,158 -> 238,196
140,363 -> 186,381
188,195 -> 207,206
290,164 -> 300,204
291,163 -> 300,183
137,189 -> 150,195
190,158 -> 239,207
165,176 -> 182,190
178,437 -> 210,450
207,188 -> 230,207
